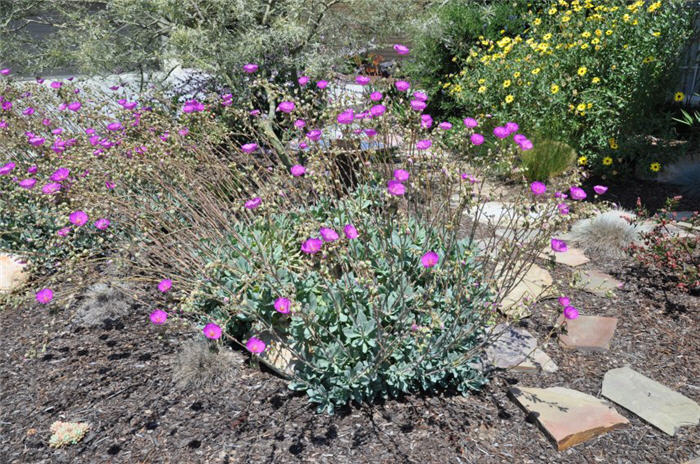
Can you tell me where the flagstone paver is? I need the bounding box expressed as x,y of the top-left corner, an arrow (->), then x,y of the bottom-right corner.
576,269 -> 623,296
500,263 -> 554,317
557,315 -> 618,352
0,253 -> 28,293
509,386 -> 629,450
539,246 -> 590,267
602,366 -> 700,436
485,324 -> 558,373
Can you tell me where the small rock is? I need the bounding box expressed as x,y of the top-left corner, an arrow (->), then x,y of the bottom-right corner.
558,315 -> 618,352
485,324 -> 557,373
576,269 -> 623,296
509,386 -> 628,450
602,366 -> 700,436
0,253 -> 28,293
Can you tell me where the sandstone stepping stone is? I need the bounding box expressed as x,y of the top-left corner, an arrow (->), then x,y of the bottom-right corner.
602,366 -> 700,436
248,331 -> 297,378
540,246 -> 589,267
0,254 -> 28,293
576,269 -> 622,296
485,324 -> 558,373
557,315 -> 618,352
500,263 -> 554,317
509,386 -> 628,450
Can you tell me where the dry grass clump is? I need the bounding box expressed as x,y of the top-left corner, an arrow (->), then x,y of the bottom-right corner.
172,340 -> 242,391
74,283 -> 132,327
563,209 -> 652,258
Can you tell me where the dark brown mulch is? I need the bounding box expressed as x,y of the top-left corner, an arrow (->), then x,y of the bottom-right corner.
1,253 -> 699,463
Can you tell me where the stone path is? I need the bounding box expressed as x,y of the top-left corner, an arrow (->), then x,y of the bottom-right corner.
484,324 -> 558,373
557,315 -> 618,352
575,269 -> 623,296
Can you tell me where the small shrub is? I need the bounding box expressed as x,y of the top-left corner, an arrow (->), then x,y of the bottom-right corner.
564,209 -> 650,258
172,340 -> 242,390
521,139 -> 576,181
74,283 -> 131,327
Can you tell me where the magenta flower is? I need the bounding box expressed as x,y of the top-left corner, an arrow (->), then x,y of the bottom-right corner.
470,133 -> 485,145
551,238 -> 568,252
416,139 -> 432,150
558,296 -> 571,306
370,91 -> 383,101
241,143 -> 258,154
67,102 -> 82,111
563,305 -> 579,320
337,109 -> 354,124
421,114 -> 433,128
290,164 -> 306,177
413,91 -> 428,102
519,139 -> 534,151
50,167 -> 70,182
410,100 -> 426,111
306,129 -> 322,141
27,165 -> 37,174
317,80 -> 328,89
387,180 -> 406,196
245,197 -> 262,209
158,279 -> 172,293
593,185 -> 608,195
0,68 -> 10,75
463,117 -> 478,128
105,181 -> 116,190
364,128 -> 377,137
246,336 -> 266,354
513,134 -> 527,143
421,251 -> 439,268
277,101 -> 295,113
356,75 -> 371,85
301,237 -> 323,254
438,121 -> 452,130
149,310 -> 168,325
23,107 -> 35,116
178,127 -> 189,136
274,297 -> 291,314
493,126 -> 509,139
243,63 -> 258,73
294,119 -> 306,128
69,210 -> 88,226
36,288 -> 53,304
320,227 -> 339,242
530,181 -> 547,195
50,81 -> 62,88
29,136 -> 45,146
344,224 -> 358,239
0,162 -> 15,175
106,122 -> 123,131
42,183 -> 61,194
393,44 -> 410,55
182,100 -> 204,113
203,323 -> 222,340
94,218 -> 110,230
394,169 -> 410,182
557,203 -> 570,215
569,186 -> 587,201
298,76 -> 310,86
395,80 -> 411,92
505,122 -> 519,134
18,178 -> 36,189
57,227 -> 71,237
370,105 -> 386,117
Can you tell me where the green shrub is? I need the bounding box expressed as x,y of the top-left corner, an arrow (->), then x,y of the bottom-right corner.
521,139 -> 576,181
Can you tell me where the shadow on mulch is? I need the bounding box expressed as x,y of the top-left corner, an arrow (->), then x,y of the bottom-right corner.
581,175 -> 699,213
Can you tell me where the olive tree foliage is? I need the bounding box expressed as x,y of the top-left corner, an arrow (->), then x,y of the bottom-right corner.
1,0 -> 420,90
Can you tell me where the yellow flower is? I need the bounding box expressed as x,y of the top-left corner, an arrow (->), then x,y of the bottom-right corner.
591,38 -> 600,45
674,92 -> 685,102
609,138 -> 618,149
577,66 -> 587,76
503,79 -> 511,88
581,43 -> 589,50
478,85 -> 487,93
582,31 -> 591,38
652,32 -> 661,37
623,13 -> 630,22
505,95 -> 514,103
595,29 -> 602,37
576,103 -> 586,112
578,156 -> 588,166
532,67 -> 541,75
534,18 -> 542,26
478,78 -> 485,84
451,56 -> 457,62
649,162 -> 661,172
562,15 -> 571,22
551,84 -> 560,94
513,71 -> 521,78
603,156 -> 613,166
587,103 -> 593,109
543,33 -> 553,41
647,1 -> 661,13
606,29 -> 613,35
548,7 -> 557,15
592,77 -> 600,84
642,56 -> 655,64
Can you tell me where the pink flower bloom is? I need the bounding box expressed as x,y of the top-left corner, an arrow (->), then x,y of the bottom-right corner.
29,136 -> 45,146
106,122 -> 123,131
316,80 -> 328,89
470,133 -> 484,145
241,143 -> 258,153
438,121 -> 452,130
178,127 -> 189,136
505,122 -> 519,134
530,181 -> 546,195
301,237 -> 323,254
557,203 -> 570,215
57,227 -> 71,237
519,139 -> 533,151
410,100 -> 426,111
320,227 -> 339,242
50,81 -> 62,88
463,117 -> 478,128
387,179 -> 406,196
394,169 -> 410,182
69,210 -> 88,226
18,178 -> 36,189
421,114 -> 433,128
27,165 -> 37,174
67,102 -> 82,111
94,218 -> 110,230
0,68 -> 10,75
393,44 -> 410,55
416,139 -> 432,150
274,297 -> 291,314
245,197 -> 262,209
558,296 -> 571,306
36,288 -> 53,304
203,323 -> 222,340
413,91 -> 428,102
364,128 -> 377,137
344,224 -> 358,239
306,129 -> 322,141
277,101 -> 295,113
356,75 -> 370,85
243,63 -> 258,73
182,100 -> 204,113
0,162 -> 15,175
250,109 -> 261,116
421,251 -> 439,268
23,107 -> 35,116
290,164 -> 306,177
493,126 -> 509,139
593,185 -> 608,195
395,80 -> 411,92
50,167 -> 70,182
294,119 -> 306,128
158,279 -> 172,293
370,91 -> 383,101
513,134 -> 527,143
149,309 -> 168,325
298,76 -> 310,86
105,181 -> 116,190
461,173 -> 477,183
563,305 -> 579,320
569,186 -> 587,201
370,105 -> 386,117
337,109 -> 354,124
246,336 -> 266,353
42,183 -> 61,194
551,238 -> 568,252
